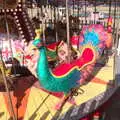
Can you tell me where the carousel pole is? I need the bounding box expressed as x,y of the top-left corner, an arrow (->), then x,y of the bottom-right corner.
66,0 -> 70,62
0,51 -> 16,120
50,3 -> 53,25
37,0 -> 40,20
108,0 -> 112,18
4,3 -> 16,76
114,7 -> 119,86
42,17 -> 46,44
30,1 -> 33,18
36,0 -> 41,29
77,0 -> 80,23
57,0 -> 59,21
55,0 -> 58,42
77,0 -> 80,50
107,0 -> 112,31
113,0 -> 117,33
40,6 -> 42,29
112,0 -> 117,47
94,0 -> 97,24
85,0 -> 87,25
53,2 -> 58,42
2,1 -> 17,120
73,0 -> 75,16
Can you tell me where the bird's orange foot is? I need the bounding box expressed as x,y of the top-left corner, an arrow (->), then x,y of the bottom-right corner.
54,102 -> 63,110
68,97 -> 76,105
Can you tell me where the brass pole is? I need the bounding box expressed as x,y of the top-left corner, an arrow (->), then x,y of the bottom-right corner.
0,51 -> 17,120
66,0 -> 70,63
2,0 -> 17,119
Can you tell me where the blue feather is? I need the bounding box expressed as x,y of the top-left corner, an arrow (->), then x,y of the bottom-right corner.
81,30 -> 100,46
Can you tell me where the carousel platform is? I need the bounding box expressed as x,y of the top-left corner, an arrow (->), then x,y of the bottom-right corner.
0,55 -> 115,120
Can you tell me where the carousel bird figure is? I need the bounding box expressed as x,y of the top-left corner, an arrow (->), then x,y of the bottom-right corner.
32,25 -> 109,110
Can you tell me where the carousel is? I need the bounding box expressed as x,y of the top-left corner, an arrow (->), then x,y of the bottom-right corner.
0,0 -> 119,120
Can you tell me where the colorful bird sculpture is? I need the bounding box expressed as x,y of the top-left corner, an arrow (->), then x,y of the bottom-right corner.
32,24 -> 109,109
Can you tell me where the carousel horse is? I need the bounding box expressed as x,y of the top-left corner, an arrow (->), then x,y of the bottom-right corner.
32,24 -> 109,110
